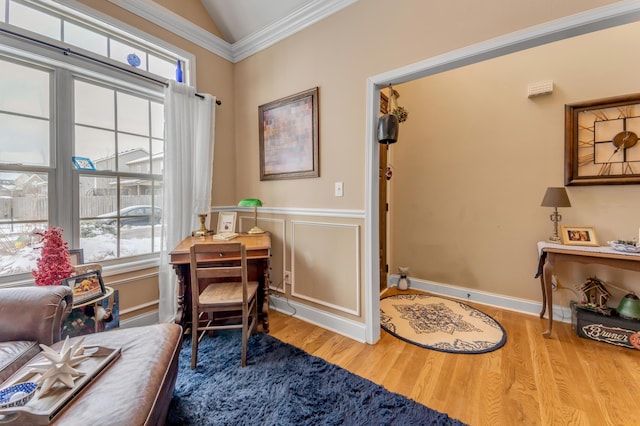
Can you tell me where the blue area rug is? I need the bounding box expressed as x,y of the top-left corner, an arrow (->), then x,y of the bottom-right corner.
167,331 -> 466,425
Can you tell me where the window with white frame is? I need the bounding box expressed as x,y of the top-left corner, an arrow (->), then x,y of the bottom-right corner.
0,0 -> 190,281
2,0 -> 184,82
75,77 -> 164,262
0,58 -> 50,277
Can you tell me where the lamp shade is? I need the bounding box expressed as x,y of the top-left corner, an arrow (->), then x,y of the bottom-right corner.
237,198 -> 262,207
541,187 -> 571,208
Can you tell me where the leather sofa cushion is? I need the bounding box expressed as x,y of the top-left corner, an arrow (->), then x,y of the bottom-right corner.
52,323 -> 182,425
0,340 -> 39,383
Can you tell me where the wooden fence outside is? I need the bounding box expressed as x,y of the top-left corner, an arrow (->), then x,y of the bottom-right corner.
0,195 -> 161,221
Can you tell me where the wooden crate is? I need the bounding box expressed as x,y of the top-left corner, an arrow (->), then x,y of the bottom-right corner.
571,301 -> 640,350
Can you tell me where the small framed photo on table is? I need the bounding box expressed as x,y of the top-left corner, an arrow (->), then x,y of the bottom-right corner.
217,212 -> 237,233
561,225 -> 599,246
64,270 -> 106,305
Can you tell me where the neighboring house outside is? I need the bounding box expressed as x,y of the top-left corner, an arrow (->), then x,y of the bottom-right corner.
87,148 -> 162,197
0,172 -> 46,222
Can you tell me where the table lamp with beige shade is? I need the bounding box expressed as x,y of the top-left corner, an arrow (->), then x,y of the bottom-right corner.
540,187 -> 571,243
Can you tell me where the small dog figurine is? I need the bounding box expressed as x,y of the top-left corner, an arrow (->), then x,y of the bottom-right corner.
398,266 -> 409,290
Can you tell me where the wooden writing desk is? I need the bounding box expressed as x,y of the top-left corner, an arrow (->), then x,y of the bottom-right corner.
169,233 -> 271,332
536,242 -> 640,338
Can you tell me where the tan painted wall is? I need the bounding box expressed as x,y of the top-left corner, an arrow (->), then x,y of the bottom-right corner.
234,0 -> 618,209
389,20 -> 640,307
70,0 -> 636,322
232,0 -> 629,318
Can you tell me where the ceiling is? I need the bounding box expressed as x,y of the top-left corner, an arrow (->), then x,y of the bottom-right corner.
201,0 -> 314,44
108,0 -> 355,62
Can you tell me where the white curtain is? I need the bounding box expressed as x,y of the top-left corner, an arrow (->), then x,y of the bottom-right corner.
158,81 -> 216,323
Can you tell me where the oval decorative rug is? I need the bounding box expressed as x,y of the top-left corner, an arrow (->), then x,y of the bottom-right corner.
380,294 -> 507,354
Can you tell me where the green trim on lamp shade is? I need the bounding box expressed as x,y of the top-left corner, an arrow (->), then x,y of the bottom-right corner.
237,198 -> 264,234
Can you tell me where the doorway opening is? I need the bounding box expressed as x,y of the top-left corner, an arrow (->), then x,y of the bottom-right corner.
363,4 -> 640,344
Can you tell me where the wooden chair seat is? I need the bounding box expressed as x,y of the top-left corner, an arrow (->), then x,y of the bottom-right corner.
200,281 -> 259,308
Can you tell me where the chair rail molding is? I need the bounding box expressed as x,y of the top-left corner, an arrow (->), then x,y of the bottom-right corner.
215,205 -> 365,219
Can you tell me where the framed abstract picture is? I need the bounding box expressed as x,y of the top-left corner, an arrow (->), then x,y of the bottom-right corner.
259,87 -> 319,180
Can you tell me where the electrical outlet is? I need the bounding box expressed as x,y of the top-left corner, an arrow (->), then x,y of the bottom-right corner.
334,182 -> 343,197
284,271 -> 291,284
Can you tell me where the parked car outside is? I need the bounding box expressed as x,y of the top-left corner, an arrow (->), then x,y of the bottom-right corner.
97,205 -> 161,226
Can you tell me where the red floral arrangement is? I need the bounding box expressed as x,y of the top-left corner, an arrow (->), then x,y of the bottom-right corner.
32,227 -> 74,286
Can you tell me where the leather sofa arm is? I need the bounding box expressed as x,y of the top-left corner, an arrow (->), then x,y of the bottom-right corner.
0,286 -> 73,345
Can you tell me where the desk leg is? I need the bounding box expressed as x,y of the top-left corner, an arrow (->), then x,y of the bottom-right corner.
173,264 -> 188,327
539,274 -> 547,319
541,254 -> 555,338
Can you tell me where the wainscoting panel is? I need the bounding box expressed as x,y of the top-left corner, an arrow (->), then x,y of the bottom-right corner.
101,269 -> 159,322
291,220 -> 360,316
239,216 -> 286,292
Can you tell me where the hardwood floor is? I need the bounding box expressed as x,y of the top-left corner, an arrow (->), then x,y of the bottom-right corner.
268,289 -> 640,426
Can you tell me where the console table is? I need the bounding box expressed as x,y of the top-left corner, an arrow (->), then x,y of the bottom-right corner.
169,233 -> 271,332
536,241 -> 640,338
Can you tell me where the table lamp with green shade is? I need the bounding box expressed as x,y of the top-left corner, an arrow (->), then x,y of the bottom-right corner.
237,198 -> 264,234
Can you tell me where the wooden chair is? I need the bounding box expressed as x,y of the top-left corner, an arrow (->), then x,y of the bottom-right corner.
189,242 -> 259,369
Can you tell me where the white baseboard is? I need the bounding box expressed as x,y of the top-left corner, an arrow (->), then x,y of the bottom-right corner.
387,274 -> 573,324
269,294 -> 367,342
118,300 -> 368,342
116,278 -> 572,340
120,310 -> 159,328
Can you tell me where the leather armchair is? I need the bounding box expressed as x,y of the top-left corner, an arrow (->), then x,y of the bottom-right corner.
0,285 -> 73,345
0,286 -> 73,383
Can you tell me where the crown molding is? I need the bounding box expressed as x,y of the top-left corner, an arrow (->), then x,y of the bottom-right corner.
107,0 -> 233,61
106,0 -> 356,63
231,0 -> 357,62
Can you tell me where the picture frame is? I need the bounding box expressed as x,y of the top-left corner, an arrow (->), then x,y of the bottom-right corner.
565,93 -> 640,186
67,249 -> 84,266
72,156 -> 96,170
560,225 -> 600,246
63,270 -> 106,305
217,212 -> 237,233
259,87 -> 319,180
